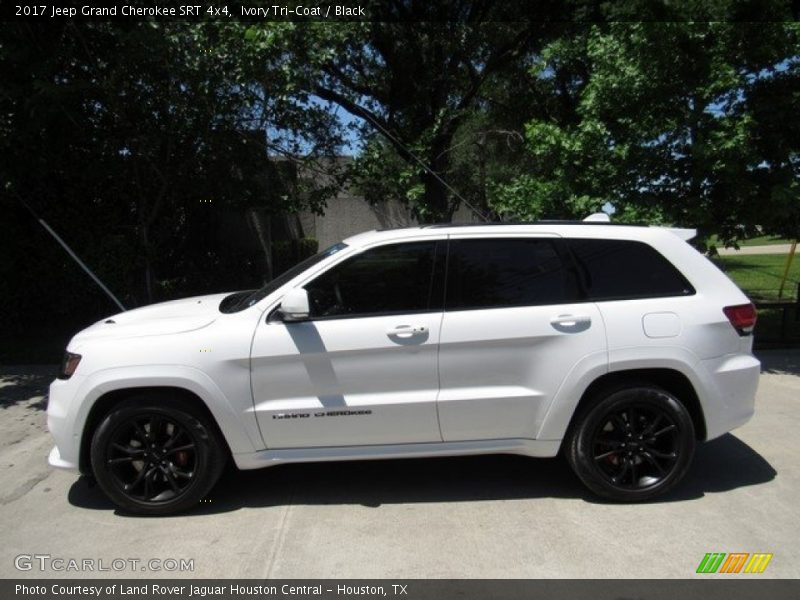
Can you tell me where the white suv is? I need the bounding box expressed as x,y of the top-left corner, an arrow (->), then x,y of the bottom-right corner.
47,223 -> 760,514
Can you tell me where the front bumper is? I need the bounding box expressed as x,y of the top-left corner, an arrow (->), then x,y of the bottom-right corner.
48,445 -> 77,470
46,375 -> 85,471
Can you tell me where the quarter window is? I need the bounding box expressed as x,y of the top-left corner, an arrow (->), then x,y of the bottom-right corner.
445,238 -> 578,310
305,242 -> 439,318
568,239 -> 695,300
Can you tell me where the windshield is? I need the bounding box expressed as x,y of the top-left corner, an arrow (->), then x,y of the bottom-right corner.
220,242 -> 348,313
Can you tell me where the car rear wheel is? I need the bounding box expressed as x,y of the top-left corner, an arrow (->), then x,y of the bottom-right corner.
90,395 -> 226,515
566,386 -> 695,501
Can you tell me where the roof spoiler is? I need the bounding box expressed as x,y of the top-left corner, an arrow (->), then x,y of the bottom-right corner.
664,228 -> 697,241
582,212 -> 696,241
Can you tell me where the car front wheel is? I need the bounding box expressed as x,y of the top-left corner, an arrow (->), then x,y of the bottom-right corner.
90,395 -> 226,515
566,386 -> 696,501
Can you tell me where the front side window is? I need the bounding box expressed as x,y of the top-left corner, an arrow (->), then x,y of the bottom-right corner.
445,238 -> 578,310
568,238 -> 695,300
305,242 -> 440,318
221,242 -> 348,313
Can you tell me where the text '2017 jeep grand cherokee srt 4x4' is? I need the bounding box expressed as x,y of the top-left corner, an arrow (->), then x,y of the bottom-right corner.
47,223 -> 760,514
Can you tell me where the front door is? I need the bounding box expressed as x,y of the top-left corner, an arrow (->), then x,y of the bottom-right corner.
250,240 -> 445,448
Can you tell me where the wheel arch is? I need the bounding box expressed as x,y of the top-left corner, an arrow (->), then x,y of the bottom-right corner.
68,365 -> 262,475
566,368 -> 707,443
78,386 -> 233,475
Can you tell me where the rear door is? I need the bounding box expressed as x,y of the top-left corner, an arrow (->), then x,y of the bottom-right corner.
437,235 -> 607,441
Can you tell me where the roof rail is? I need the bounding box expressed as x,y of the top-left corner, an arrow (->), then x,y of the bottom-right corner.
423,220 -> 649,228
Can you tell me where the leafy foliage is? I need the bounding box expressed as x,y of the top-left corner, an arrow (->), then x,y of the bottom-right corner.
1,6 -> 798,360
238,5 -> 570,221
495,20 -> 799,246
0,22 -> 341,347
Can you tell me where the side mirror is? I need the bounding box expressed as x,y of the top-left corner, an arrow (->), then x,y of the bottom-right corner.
279,288 -> 310,322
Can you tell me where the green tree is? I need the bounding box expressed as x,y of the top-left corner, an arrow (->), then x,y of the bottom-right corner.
494,18 -> 799,243
0,21 -> 341,354
240,2 -> 572,221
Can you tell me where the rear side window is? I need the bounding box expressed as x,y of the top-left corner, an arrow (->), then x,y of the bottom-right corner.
445,238 -> 578,310
568,239 -> 694,301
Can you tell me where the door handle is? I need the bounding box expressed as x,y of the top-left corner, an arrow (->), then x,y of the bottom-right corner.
550,314 -> 591,329
387,325 -> 428,338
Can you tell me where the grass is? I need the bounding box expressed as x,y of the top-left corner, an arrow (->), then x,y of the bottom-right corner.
713,252 -> 800,344
737,235 -> 792,247
707,234 -> 793,248
714,253 -> 800,301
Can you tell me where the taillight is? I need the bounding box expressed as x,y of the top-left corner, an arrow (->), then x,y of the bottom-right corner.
723,303 -> 757,336
58,352 -> 82,380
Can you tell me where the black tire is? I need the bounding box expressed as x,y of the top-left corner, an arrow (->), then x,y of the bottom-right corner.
90,394 -> 227,515
566,386 -> 695,502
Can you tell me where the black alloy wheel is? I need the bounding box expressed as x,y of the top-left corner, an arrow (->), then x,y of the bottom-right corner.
566,386 -> 696,501
106,414 -> 197,502
591,403 -> 680,489
91,395 -> 226,515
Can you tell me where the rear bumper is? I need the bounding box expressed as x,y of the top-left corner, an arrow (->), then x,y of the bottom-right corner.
699,353 -> 760,440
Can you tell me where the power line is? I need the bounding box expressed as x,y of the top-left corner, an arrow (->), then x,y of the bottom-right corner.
356,110 -> 490,223
14,194 -> 127,312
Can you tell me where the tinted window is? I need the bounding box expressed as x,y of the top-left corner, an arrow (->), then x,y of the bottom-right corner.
222,242 -> 348,313
305,242 -> 439,318
569,239 -> 694,300
445,238 -> 577,310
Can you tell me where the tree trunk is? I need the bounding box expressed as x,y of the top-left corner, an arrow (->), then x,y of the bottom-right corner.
419,137 -> 454,223
140,221 -> 155,305
687,94 -> 703,222
477,133 -> 488,217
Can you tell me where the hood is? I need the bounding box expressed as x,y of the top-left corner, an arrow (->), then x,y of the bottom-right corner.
70,293 -> 231,345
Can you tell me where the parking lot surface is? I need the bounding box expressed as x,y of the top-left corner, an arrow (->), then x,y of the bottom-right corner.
0,351 -> 797,578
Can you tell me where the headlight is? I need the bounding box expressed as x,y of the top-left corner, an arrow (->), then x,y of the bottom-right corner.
57,352 -> 82,380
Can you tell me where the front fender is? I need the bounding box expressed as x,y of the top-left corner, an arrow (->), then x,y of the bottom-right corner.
71,365 -> 262,456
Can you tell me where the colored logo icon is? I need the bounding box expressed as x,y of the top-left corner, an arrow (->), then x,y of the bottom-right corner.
697,553 -> 773,574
